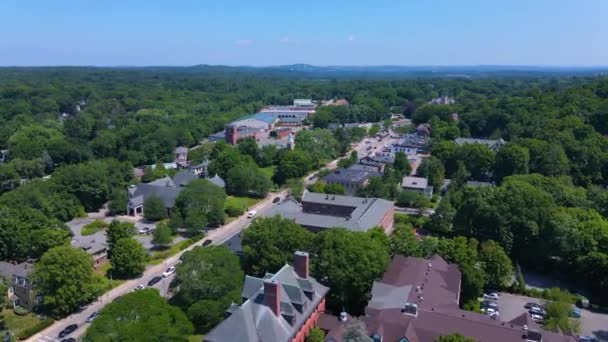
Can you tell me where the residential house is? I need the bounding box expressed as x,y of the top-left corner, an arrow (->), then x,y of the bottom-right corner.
401,176 -> 434,197
323,167 -> 382,196
0,261 -> 39,310
188,160 -> 210,177
204,251 -> 329,342
72,235 -> 108,270
127,171 -> 225,216
357,156 -> 387,173
319,255 -> 575,342
454,137 -> 506,151
416,123 -> 431,137
428,96 -> 455,105
264,191 -> 394,234
175,146 -> 189,167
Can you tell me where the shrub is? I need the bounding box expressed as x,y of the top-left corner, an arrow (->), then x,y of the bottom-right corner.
225,203 -> 244,217
16,318 -> 54,340
81,219 -> 109,236
13,306 -> 30,316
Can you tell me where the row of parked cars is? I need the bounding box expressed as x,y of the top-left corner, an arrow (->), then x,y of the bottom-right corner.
480,292 -> 500,317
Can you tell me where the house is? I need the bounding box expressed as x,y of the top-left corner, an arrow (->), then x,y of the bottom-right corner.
264,191 -> 394,234
175,147 -> 189,167
0,261 -> 39,310
72,235 -> 108,270
429,96 -> 455,105
319,255 -> 575,342
323,168 -> 381,196
204,251 -> 329,342
416,123 -> 431,137
454,137 -> 506,151
126,171 -> 225,216
357,156 -> 387,173
293,99 -> 313,107
188,160 -> 210,177
401,176 -> 434,197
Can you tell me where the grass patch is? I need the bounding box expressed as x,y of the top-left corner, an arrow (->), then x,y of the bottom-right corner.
81,219 -> 109,236
148,237 -> 200,265
259,166 -> 276,180
2,308 -> 54,340
224,196 -> 262,213
188,335 -> 204,342
98,273 -> 126,292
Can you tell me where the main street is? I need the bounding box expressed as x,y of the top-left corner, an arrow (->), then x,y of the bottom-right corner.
29,133 -> 389,342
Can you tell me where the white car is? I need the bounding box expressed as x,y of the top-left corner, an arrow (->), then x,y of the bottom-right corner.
531,313 -> 543,321
246,210 -> 257,219
483,293 -> 499,301
162,266 -> 176,277
133,284 -> 145,291
138,227 -> 152,235
484,307 -> 497,315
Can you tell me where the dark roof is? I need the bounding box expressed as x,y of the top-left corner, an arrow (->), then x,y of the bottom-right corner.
324,255 -> 576,342
323,168 -> 381,184
204,256 -> 329,342
0,261 -> 34,279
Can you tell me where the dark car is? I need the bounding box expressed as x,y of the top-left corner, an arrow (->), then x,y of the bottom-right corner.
147,276 -> 162,287
273,197 -> 281,203
524,302 -> 543,309
86,311 -> 99,323
58,324 -> 78,338
61,338 -> 77,342
202,239 -> 213,246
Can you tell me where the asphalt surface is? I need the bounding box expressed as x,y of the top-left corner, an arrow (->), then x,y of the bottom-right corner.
28,136 -> 383,342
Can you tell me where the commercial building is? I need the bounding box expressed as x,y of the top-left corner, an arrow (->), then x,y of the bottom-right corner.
127,171 -> 225,216
264,191 -> 394,233
204,251 -> 329,342
319,255 -> 575,342
401,176 -> 434,197
225,114 -> 277,145
323,167 -> 382,196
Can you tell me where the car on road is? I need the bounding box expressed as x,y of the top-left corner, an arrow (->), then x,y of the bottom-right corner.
147,276 -> 162,286
133,284 -> 145,291
247,210 -> 257,219
569,307 -> 581,318
58,324 -> 78,338
138,227 -> 152,235
202,239 -> 213,246
61,338 -> 76,342
86,311 -> 99,323
273,197 -> 281,203
162,266 -> 176,277
483,293 -> 499,301
578,336 -> 597,342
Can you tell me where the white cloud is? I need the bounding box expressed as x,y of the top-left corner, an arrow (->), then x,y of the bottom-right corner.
234,39 -> 253,47
279,37 -> 290,44
348,34 -> 355,41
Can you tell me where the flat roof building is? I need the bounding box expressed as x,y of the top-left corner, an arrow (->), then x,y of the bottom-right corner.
401,176 -> 434,197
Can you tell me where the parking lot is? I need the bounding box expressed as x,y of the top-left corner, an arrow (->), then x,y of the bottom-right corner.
496,293 -> 608,340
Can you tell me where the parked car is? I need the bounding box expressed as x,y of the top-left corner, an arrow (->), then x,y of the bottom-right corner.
86,311 -> 99,323
147,276 -> 162,286
162,266 -> 176,277
58,324 -> 78,338
483,293 -> 499,301
202,239 -> 213,246
578,336 -> 597,342
61,339 -> 76,342
529,307 -> 546,316
138,227 -> 152,235
273,197 -> 281,203
133,284 -> 145,291
524,302 -> 543,310
531,313 -> 544,321
484,307 -> 498,316
482,300 -> 499,309
569,307 -> 581,318
247,210 -> 257,219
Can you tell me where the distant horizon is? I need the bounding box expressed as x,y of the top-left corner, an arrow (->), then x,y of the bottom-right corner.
1,64 -> 608,69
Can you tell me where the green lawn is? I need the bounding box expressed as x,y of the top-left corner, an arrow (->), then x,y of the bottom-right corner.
148,237 -> 199,265
2,308 -> 54,340
81,219 -> 109,236
224,196 -> 262,212
188,335 -> 203,342
259,166 -> 276,180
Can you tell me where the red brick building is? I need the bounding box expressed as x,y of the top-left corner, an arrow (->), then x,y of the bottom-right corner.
205,251 -> 329,342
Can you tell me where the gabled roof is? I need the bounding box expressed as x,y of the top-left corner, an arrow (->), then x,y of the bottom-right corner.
208,174 -> 226,188
0,261 -> 34,279
205,262 -> 329,342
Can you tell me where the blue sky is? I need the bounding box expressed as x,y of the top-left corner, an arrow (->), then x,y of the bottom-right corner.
1,0 -> 606,66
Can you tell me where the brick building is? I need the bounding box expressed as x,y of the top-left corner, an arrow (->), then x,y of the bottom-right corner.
204,251 -> 329,342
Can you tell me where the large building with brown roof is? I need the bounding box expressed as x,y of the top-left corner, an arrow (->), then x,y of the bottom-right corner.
319,255 -> 575,342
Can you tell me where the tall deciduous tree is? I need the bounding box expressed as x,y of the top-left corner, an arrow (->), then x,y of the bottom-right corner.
143,195 -> 167,221
275,149 -> 313,184
418,156 -> 445,191
33,246 -> 101,316
479,240 -> 513,289
110,238 -> 148,278
494,144 -> 530,182
152,221 -> 173,247
106,219 -> 136,256
171,179 -> 226,232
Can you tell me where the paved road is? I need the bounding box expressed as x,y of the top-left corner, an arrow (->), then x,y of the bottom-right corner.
28,135 -> 381,342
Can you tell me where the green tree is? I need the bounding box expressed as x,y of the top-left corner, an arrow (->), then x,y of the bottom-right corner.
306,327 -> 325,342
242,216 -> 314,276
287,178 -> 305,201
51,162 -> 110,211
417,156 -> 445,191
389,224 -> 421,257
143,195 -> 167,221
544,300 -> 580,335
324,183 -> 345,195
83,289 -> 193,341
175,246 -> 243,333
110,238 -> 147,278
314,229 -> 390,314
457,144 -> 495,181
33,246 -> 101,316
435,333 -> 477,342
275,149 -> 313,184
494,144 -> 530,182
427,196 -> 456,234
106,219 -> 136,254
295,129 -> 339,168
226,167 -> 272,197
152,221 -> 174,247
479,240 -> 513,289
367,124 -> 380,137
393,152 -> 411,177
236,137 -> 259,160
171,179 -> 226,232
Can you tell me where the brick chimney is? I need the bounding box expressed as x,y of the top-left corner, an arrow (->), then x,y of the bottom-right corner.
264,279 -> 280,316
294,251 -> 309,279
